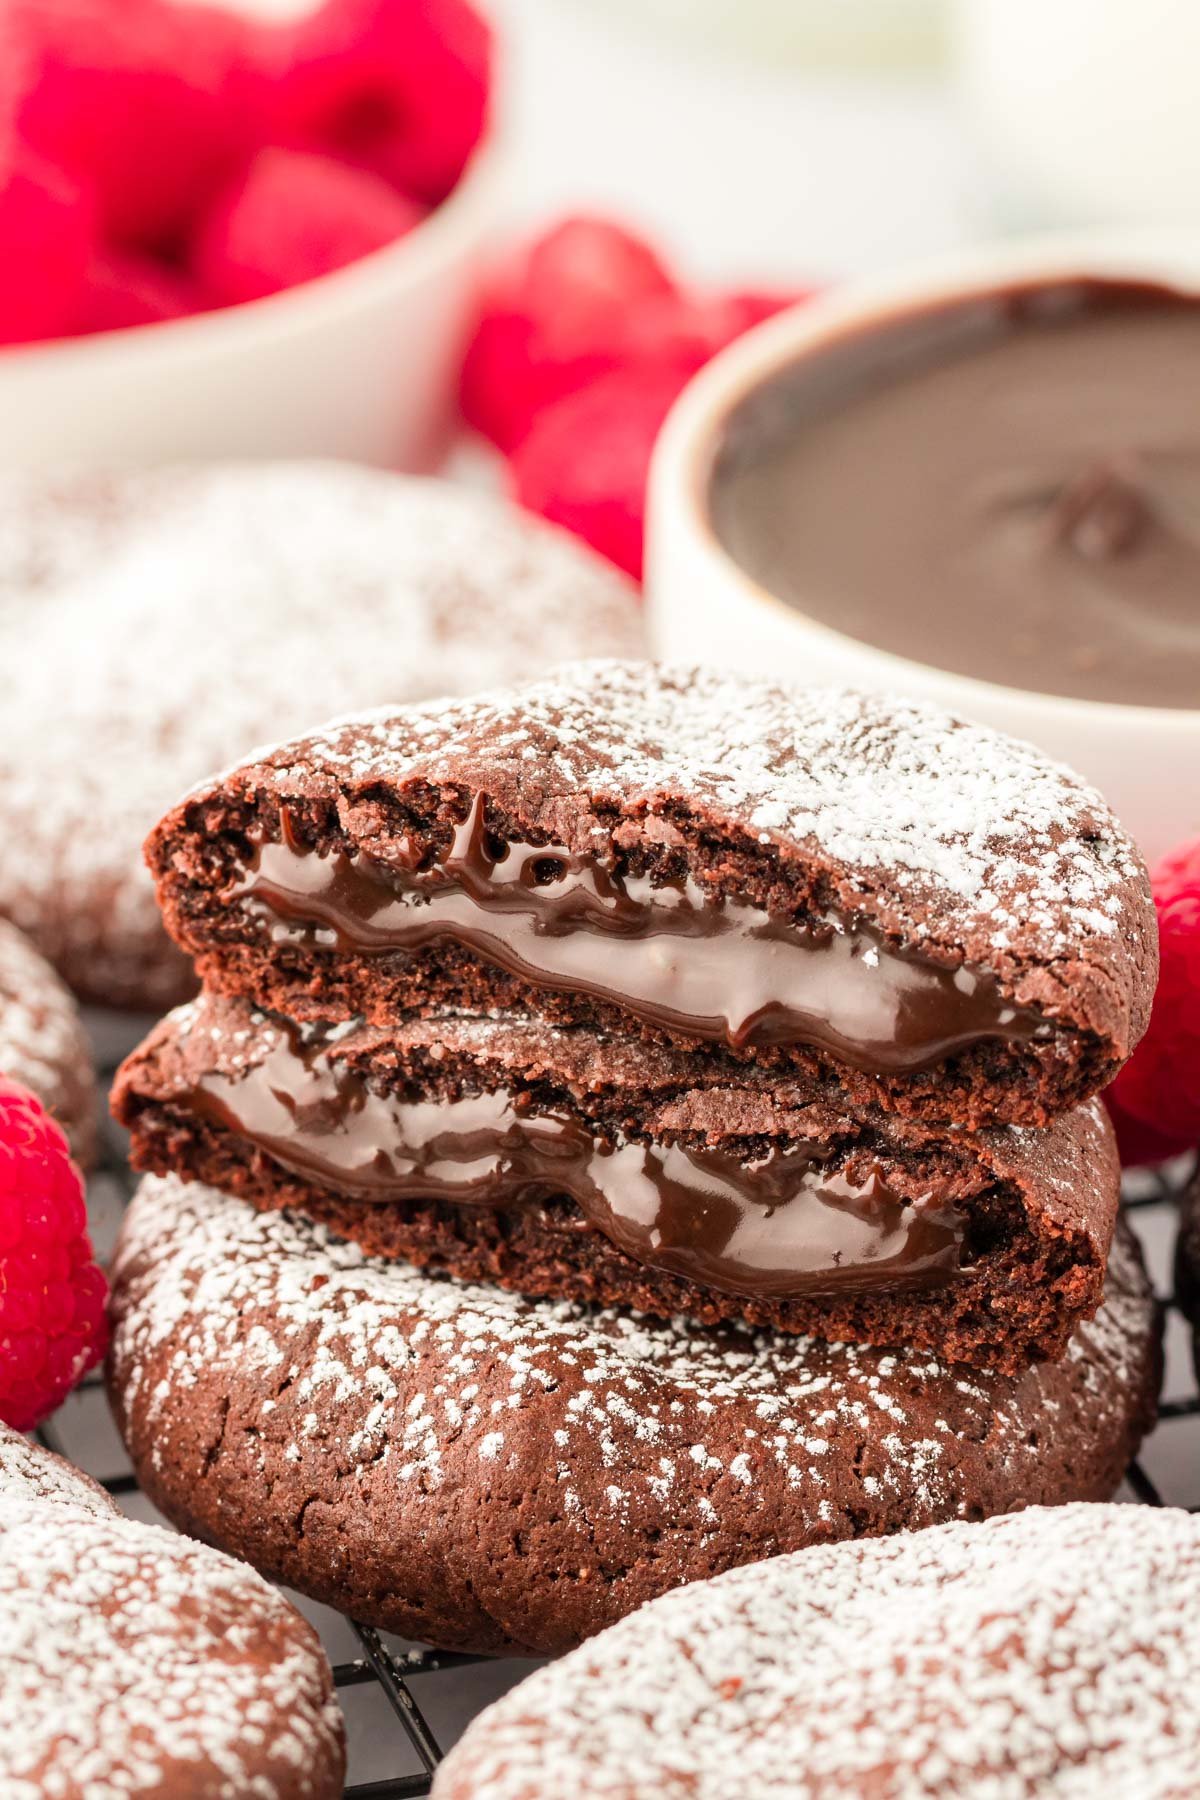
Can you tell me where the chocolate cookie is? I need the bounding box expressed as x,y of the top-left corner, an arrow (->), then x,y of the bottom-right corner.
0,1420 -> 110,1513
433,1502 -> 1200,1800
0,465 -> 641,1011
114,994 -> 1122,1372
0,1423 -> 345,1798
0,917 -> 96,1167
147,663 -> 1155,1128
107,1175 -> 1159,1657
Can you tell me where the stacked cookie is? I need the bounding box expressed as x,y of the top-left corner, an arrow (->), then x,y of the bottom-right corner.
110,663 -> 1162,1655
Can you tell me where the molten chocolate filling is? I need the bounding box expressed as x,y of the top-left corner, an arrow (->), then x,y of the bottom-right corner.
178,1023 -> 965,1300
234,799 -> 1046,1073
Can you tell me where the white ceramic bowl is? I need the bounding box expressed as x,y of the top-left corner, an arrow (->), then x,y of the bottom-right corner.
0,132 -> 504,473
647,230 -> 1200,864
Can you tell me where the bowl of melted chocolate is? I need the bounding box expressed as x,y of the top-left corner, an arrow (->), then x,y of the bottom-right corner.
647,240 -> 1200,860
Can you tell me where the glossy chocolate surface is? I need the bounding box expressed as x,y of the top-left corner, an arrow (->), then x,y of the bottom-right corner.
710,278 -> 1200,709
235,799 -> 1046,1073
179,1022 -> 965,1300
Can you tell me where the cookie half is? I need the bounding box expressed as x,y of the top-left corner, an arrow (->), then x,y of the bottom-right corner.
114,994 -> 1122,1372
107,1175 -> 1159,1657
0,1423 -> 345,1798
433,1502 -> 1200,1800
148,663 -> 1155,1128
0,465 -> 640,1010
0,917 -> 96,1167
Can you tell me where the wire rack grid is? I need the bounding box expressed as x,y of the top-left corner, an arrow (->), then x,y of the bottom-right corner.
35,1071 -> 1200,1798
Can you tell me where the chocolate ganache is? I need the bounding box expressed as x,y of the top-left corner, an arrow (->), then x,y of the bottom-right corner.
710,278 -> 1200,709
235,799 -> 1046,1073
178,1020 -> 964,1300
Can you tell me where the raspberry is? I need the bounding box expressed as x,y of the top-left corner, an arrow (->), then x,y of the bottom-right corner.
78,249 -> 197,334
461,215 -> 679,451
617,286 -> 813,376
192,145 -> 425,305
0,1079 -> 107,1432
1103,1091 -> 1196,1170
0,145 -> 93,345
521,214 -> 676,313
1108,835 -> 1200,1159
501,266 -> 816,576
461,218 -> 814,454
511,368 -> 690,581
2,0 -> 264,251
269,0 -> 491,205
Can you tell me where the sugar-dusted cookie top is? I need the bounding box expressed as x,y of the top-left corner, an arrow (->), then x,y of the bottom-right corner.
0,465 -> 640,1009
0,918 -> 96,1166
108,1175 -> 1157,1657
152,662 -> 1157,1126
434,1502 -> 1200,1800
0,1423 -> 344,1798
0,1421 -> 110,1514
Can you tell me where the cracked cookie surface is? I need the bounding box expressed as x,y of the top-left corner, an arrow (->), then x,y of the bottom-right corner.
108,1174 -> 1160,1656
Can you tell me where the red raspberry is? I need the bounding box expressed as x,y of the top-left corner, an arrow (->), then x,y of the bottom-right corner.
2,0 -> 265,251
0,145 -> 94,345
1103,1091 -> 1196,1170
78,249 -> 197,334
511,367 -> 690,581
0,1079 -> 107,1432
269,0 -> 491,206
520,214 -> 676,313
461,215 -> 679,451
1108,835 -> 1200,1159
192,145 -> 425,305
462,218 -> 814,454
616,286 -> 814,377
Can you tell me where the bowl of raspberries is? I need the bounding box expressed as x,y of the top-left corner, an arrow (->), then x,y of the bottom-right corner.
0,0 -> 498,468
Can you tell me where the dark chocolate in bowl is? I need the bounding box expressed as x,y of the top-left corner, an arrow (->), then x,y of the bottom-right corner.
707,277 -> 1200,711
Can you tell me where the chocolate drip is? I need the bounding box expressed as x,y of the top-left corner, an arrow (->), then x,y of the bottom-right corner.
234,799 -> 1045,1074
178,1023 -> 965,1300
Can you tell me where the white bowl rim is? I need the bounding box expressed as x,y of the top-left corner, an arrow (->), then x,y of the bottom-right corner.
0,124 -> 506,374
652,224 -> 1200,732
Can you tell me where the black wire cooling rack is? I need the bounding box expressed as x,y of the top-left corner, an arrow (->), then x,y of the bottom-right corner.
34,1063 -> 1200,1798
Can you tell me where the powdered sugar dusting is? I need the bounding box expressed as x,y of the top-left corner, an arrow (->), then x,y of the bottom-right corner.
0,1436 -> 343,1798
0,1423 -> 110,1515
237,661 -> 1148,967
110,1176 -> 1153,1585
436,1502 -> 1200,1800
0,919 -> 95,1163
0,1501 -> 343,1799
0,465 -> 640,1005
